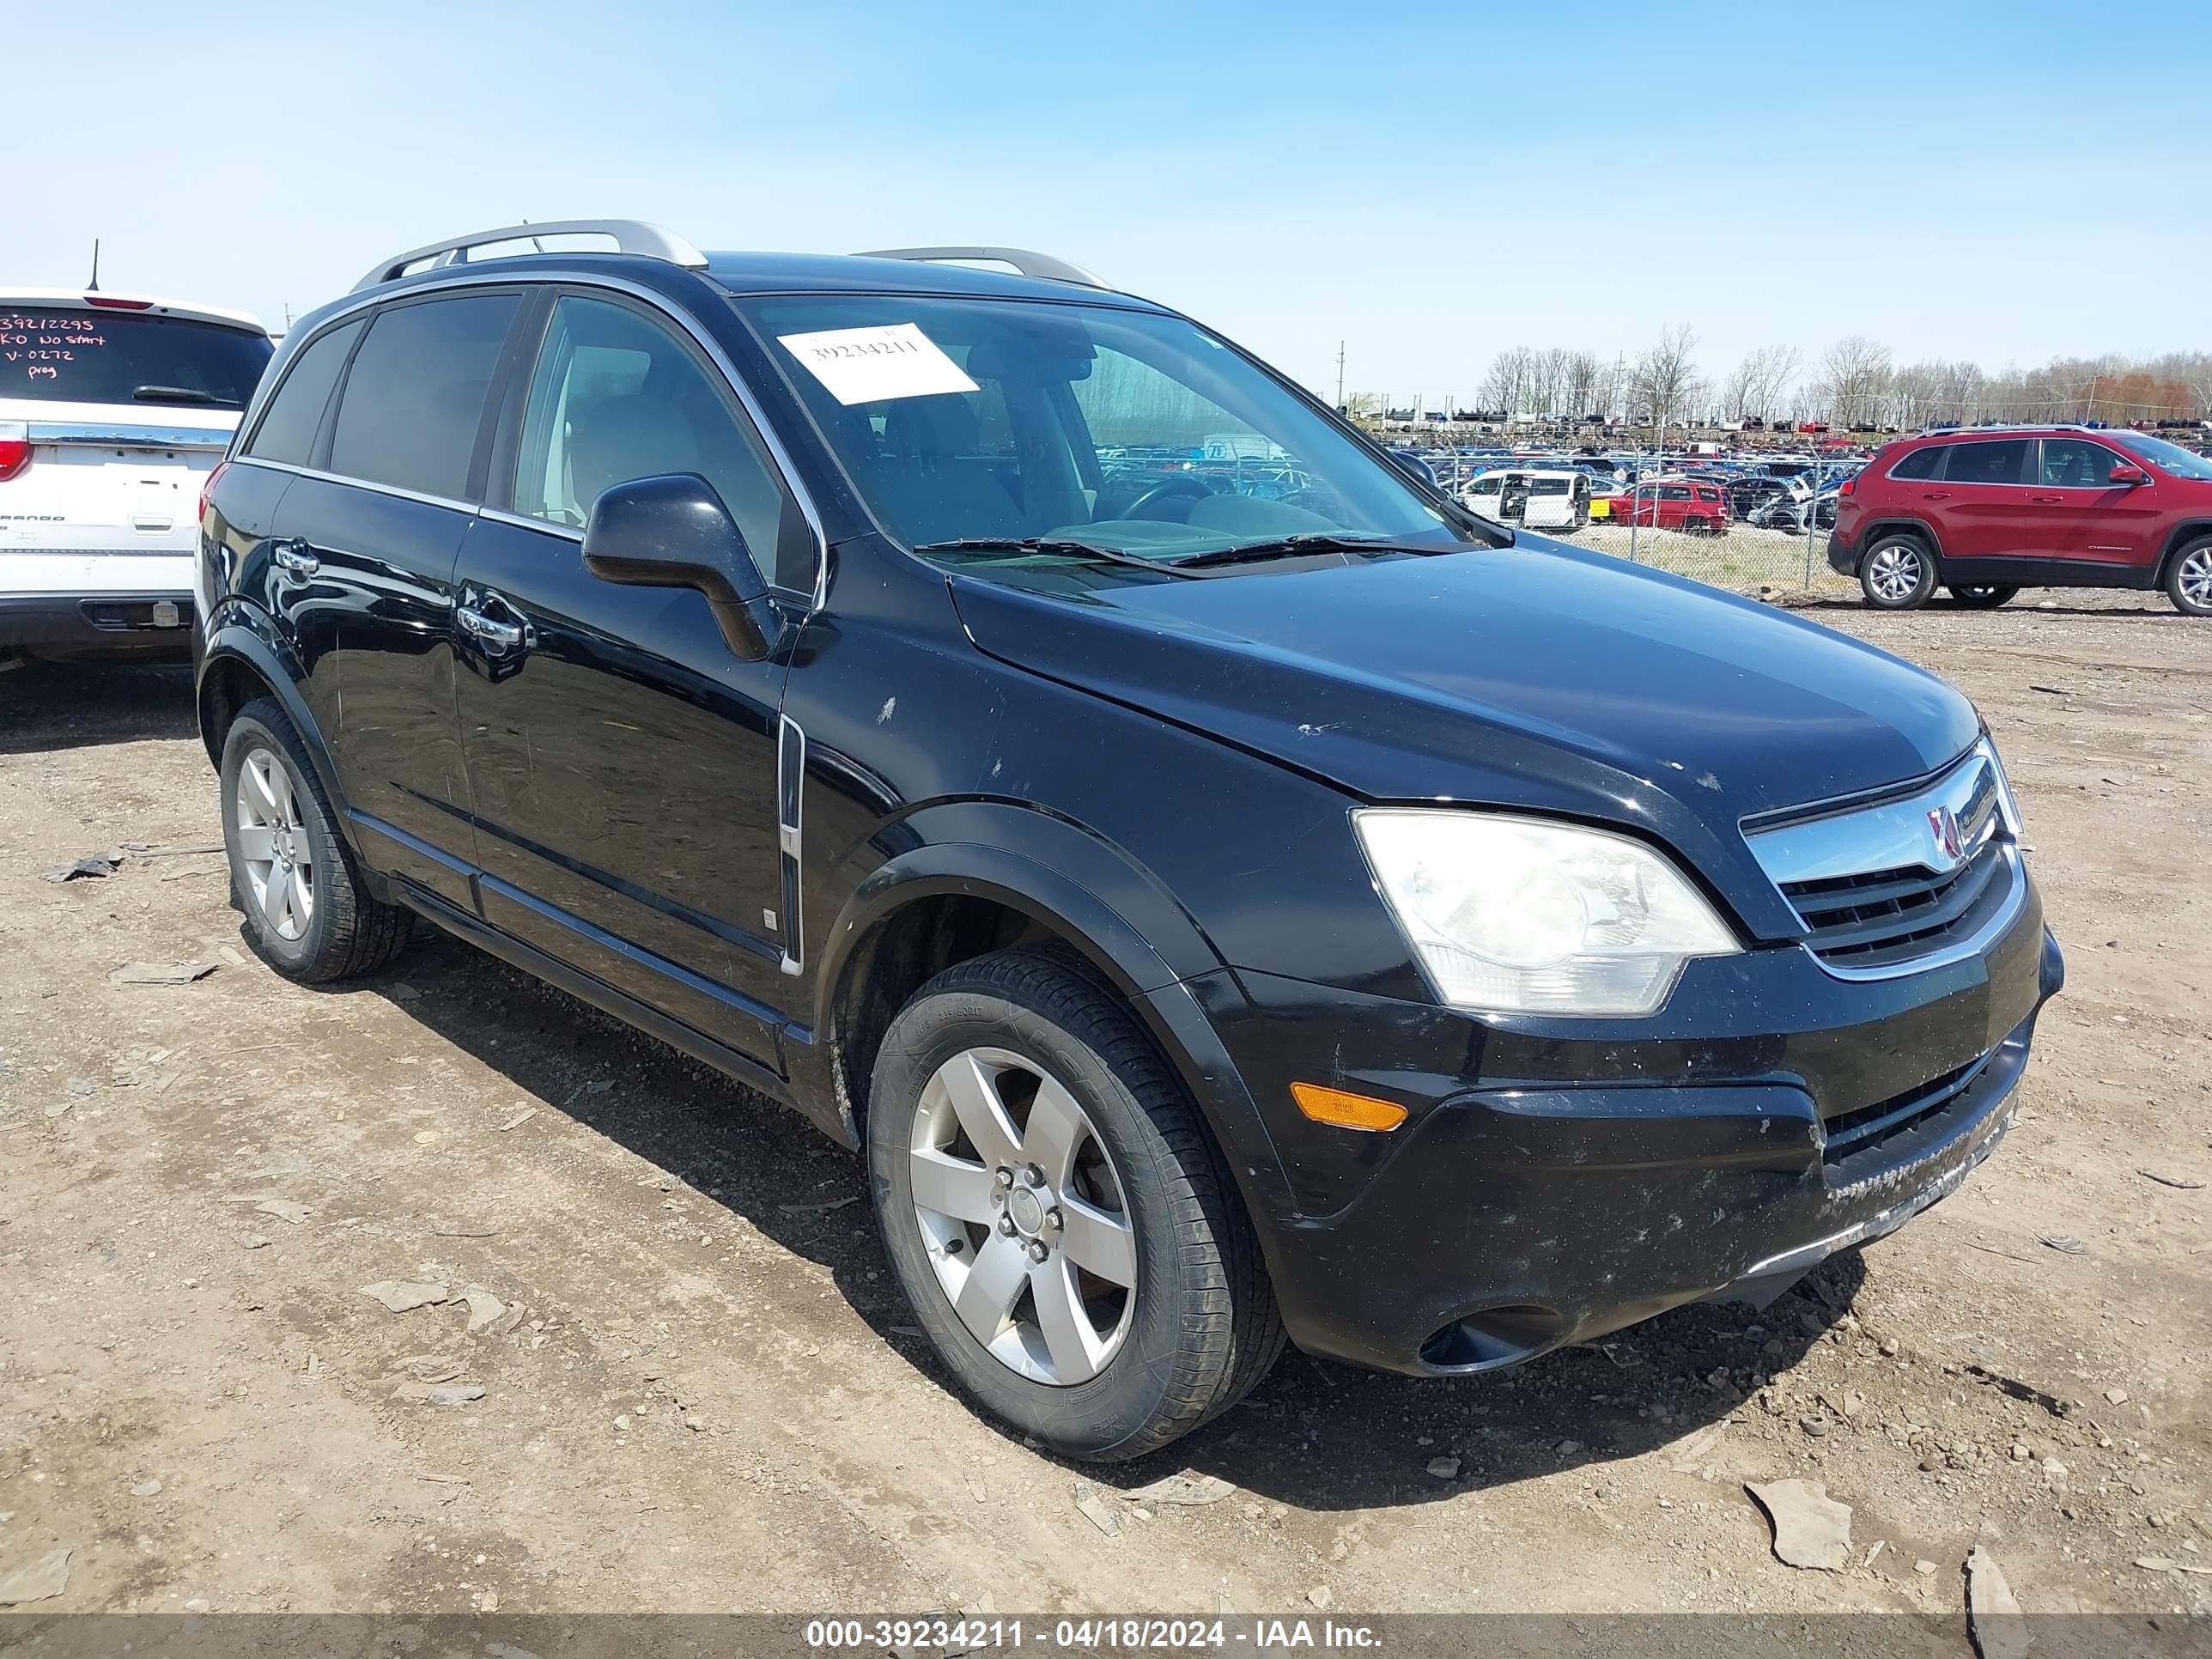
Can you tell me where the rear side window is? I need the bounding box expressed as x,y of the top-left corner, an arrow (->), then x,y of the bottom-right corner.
1889,446 -> 1945,481
244,319 -> 362,467
328,294 -> 520,500
1944,439 -> 2029,486
0,307 -> 270,407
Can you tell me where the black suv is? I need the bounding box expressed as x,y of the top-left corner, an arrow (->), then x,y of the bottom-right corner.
194,221 -> 2063,1460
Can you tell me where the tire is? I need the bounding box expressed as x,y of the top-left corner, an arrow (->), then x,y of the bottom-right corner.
219,697 -> 411,981
2166,536 -> 2212,617
1860,533 -> 1938,610
1947,585 -> 2019,610
866,948 -> 1284,1461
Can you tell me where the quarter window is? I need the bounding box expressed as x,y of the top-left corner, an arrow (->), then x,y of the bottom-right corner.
513,295 -> 809,592
1943,439 -> 2029,486
328,294 -> 520,500
244,319 -> 362,467
1889,446 -> 1944,481
2039,437 -> 2123,489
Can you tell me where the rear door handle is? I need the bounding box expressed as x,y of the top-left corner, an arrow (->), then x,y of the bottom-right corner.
1921,491 -> 1952,501
271,539 -> 319,576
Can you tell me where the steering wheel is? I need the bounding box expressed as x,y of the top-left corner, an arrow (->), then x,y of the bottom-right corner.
1120,476 -> 1215,520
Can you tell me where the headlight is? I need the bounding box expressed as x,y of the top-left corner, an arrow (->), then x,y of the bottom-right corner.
1976,735 -> 2023,836
1353,810 -> 1740,1018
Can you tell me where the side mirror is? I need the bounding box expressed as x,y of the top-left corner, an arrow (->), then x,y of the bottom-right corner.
2108,464 -> 2149,487
581,473 -> 779,662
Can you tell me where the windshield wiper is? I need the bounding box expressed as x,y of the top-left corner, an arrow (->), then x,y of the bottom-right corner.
1165,532 -> 1427,569
132,385 -> 226,405
910,537 -> 1204,579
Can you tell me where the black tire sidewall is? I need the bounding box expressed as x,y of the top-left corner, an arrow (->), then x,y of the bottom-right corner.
867,980 -> 1214,1458
219,707 -> 343,975
2168,539 -> 2212,617
1861,536 -> 1937,609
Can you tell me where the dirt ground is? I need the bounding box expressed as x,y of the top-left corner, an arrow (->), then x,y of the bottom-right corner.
1,590 -> 2206,1623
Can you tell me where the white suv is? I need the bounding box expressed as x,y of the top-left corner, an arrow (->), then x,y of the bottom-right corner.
2,289 -> 270,663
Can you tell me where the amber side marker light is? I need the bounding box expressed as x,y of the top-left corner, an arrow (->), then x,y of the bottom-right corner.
1290,1082 -> 1407,1133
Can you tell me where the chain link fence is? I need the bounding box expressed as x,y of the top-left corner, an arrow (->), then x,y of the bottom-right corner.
1394,451 -> 1862,597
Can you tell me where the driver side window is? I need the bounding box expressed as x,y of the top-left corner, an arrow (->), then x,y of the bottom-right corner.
513,295 -> 812,591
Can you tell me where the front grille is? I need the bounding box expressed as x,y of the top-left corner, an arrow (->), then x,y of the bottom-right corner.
1783,835 -> 2009,969
1821,1044 -> 2006,1187
1747,745 -> 2023,976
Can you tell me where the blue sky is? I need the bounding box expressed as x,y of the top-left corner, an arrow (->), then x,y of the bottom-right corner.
11,1 -> 2206,400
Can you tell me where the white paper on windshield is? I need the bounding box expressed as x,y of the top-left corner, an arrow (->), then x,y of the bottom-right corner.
776,323 -> 979,406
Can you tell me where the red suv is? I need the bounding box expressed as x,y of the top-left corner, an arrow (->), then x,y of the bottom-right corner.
1829,426 -> 2212,615
1617,477 -> 1731,534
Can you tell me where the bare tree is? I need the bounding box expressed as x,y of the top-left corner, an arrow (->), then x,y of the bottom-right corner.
1564,351 -> 1603,419
1816,336 -> 1893,427
1631,325 -> 1704,434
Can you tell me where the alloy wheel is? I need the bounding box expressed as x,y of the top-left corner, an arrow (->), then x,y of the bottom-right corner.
235,747 -> 314,941
1867,544 -> 1923,603
908,1046 -> 1138,1386
2181,547 -> 2212,611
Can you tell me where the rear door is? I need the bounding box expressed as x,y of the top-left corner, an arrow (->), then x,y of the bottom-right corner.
2030,435 -> 2161,574
264,288 -> 527,908
452,288 -> 814,1072
1927,437 -> 2032,562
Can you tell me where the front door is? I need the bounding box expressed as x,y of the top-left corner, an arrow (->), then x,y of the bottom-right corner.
453,290 -> 813,1072
2030,435 -> 2163,574
263,290 -> 525,907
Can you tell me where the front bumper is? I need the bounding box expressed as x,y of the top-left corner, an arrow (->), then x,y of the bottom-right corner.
1177,878 -> 2061,1375
0,592 -> 196,661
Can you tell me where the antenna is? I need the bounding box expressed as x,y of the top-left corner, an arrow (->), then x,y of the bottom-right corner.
88,239 -> 100,292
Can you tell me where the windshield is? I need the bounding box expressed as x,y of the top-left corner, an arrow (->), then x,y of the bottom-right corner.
737,294 -> 1478,574
0,307 -> 270,408
2112,430 -> 2212,482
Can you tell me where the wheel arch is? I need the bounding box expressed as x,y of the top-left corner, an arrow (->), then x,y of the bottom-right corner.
1856,517 -> 1946,571
196,619 -> 361,862
2154,520 -> 2212,586
808,805 -> 1297,1220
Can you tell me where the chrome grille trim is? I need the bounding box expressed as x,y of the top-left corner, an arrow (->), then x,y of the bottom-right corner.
1746,743 -> 2028,980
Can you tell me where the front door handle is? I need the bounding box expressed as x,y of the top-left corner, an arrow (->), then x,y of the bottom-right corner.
456,603 -> 526,652
272,540 -> 319,577
2029,494 -> 2065,504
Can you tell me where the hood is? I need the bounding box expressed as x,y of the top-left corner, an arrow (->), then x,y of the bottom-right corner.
950,540 -> 1980,920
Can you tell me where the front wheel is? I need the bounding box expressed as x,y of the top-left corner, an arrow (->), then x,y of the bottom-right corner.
2166,537 -> 2212,616
1860,535 -> 1937,609
1947,585 -> 2019,609
866,949 -> 1283,1461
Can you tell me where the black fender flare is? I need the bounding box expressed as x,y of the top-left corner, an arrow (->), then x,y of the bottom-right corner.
810,801 -> 1298,1218
1856,517 -> 1948,574
196,610 -> 362,864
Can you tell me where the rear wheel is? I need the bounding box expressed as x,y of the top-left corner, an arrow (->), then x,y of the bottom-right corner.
1947,585 -> 2019,609
1860,534 -> 1937,610
866,949 -> 1283,1460
220,698 -> 411,981
2166,537 -> 2212,617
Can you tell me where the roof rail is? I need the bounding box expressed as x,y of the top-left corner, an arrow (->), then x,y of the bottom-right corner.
351,219 -> 708,293
856,246 -> 1105,289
